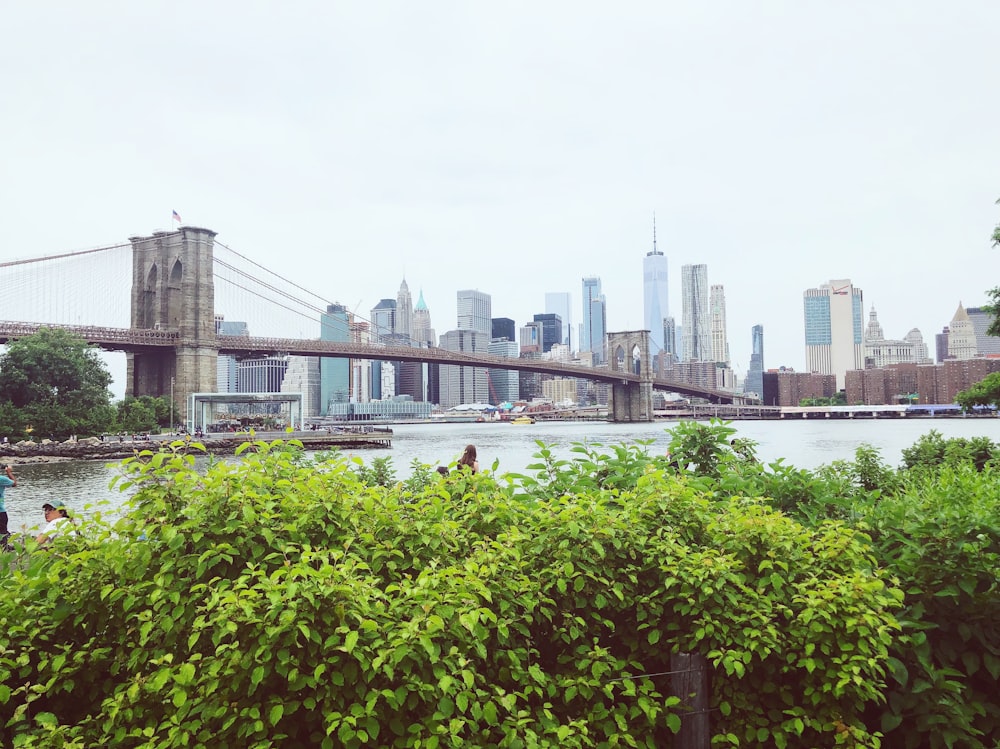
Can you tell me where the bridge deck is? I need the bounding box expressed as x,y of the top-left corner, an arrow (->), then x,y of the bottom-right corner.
0,320 -> 749,404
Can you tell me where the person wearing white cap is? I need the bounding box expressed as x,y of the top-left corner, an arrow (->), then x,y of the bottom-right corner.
36,500 -> 74,545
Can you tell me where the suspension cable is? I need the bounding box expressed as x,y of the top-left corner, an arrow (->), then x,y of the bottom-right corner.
0,242 -> 129,269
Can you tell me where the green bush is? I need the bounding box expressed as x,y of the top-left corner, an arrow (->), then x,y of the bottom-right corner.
859,464 -> 1000,748
900,430 -> 1000,473
0,437 -> 900,748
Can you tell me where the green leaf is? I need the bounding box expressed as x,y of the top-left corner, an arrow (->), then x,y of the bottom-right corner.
482,701 -> 498,726
269,704 -> 284,725
881,711 -> 903,733
251,666 -> 265,686
666,713 -> 681,734
344,630 -> 359,653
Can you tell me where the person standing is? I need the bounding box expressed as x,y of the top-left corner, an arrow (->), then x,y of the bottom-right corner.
0,464 -> 16,548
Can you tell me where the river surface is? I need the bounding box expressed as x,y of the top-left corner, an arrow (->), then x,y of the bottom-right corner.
5,417 -> 999,531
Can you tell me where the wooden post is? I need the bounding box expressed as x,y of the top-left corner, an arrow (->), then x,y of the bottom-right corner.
670,652 -> 709,748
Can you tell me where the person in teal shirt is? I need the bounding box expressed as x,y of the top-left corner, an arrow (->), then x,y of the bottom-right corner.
0,464 -> 17,547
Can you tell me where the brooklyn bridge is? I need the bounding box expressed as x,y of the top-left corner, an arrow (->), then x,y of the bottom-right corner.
0,226 -> 750,422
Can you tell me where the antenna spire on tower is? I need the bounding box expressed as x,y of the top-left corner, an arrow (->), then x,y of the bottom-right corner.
652,212 -> 658,253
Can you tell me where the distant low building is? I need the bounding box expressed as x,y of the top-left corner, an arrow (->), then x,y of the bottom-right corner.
761,369 -> 837,407
917,359 -> 1000,404
846,359 -> 1000,405
542,377 -> 577,405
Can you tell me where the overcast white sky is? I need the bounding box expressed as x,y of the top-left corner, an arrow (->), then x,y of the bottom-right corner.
2,1 -> 999,393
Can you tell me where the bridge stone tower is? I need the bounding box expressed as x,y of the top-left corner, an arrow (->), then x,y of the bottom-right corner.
127,227 -> 218,425
607,330 -> 654,422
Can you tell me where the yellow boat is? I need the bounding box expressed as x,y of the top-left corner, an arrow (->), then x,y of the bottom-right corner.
511,415 -> 535,425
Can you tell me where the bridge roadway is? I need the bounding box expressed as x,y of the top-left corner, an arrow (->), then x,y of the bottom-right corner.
0,321 -> 744,404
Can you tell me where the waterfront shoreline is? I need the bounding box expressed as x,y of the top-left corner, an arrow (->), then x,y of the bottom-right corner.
0,429 -> 393,465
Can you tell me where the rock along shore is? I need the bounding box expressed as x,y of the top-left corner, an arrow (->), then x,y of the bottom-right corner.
0,430 -> 393,465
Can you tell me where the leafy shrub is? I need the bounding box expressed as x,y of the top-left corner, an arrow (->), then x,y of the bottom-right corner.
0,437 -> 901,748
859,464 -> 1000,748
901,431 -> 1000,473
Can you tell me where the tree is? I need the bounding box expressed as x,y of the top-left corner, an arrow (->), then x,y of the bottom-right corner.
983,199 -> 1000,336
114,395 -> 174,433
994,197 -> 1000,247
0,328 -> 115,440
956,371 -> 1000,413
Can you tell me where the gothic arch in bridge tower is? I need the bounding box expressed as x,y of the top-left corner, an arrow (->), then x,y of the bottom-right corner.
140,264 -> 158,329
167,258 -> 183,328
606,330 -> 653,422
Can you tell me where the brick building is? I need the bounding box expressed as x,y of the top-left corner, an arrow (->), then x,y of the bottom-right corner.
761,370 -> 837,406
846,359 -> 1000,405
846,363 -> 919,405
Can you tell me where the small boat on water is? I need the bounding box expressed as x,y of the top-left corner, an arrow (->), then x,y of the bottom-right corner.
511,415 -> 535,425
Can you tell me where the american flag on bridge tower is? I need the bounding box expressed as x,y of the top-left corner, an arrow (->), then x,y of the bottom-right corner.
172,210 -> 182,223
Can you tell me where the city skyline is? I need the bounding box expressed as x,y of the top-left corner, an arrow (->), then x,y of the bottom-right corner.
2,2 -> 999,394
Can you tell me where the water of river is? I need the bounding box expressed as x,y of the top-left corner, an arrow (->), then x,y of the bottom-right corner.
5,417 -> 999,532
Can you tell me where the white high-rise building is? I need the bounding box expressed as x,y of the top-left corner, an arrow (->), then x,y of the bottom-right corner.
457,290 -> 491,335
487,338 -> 520,404
643,220 -> 669,356
545,292 -> 572,351
904,328 -> 931,364
803,279 -> 864,389
863,307 -> 916,368
439,329 -> 489,408
281,356 -> 321,418
709,284 -> 730,365
681,264 -> 709,362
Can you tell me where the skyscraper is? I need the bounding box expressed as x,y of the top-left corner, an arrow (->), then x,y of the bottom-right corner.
438,329 -> 489,408
662,317 -> 679,365
370,299 -> 396,344
545,292 -> 572,351
282,356 -> 321,418
395,278 -> 413,341
709,284 -> 730,365
491,317 -> 516,342
412,289 -> 436,347
947,303 -> 978,360
581,276 -> 605,363
533,313 -> 562,353
965,306 -> 1000,356
744,325 -> 764,397
487,338 -> 519,405
320,303 -> 351,414
519,321 -> 542,354
803,279 -> 863,389
237,355 -> 289,392
589,296 -> 607,365
681,264 -> 709,361
457,290 -> 491,335
215,316 -> 248,393
643,219 -> 668,356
